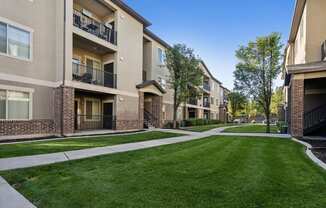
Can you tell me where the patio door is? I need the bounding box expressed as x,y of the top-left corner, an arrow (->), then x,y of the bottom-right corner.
103,102 -> 113,129
104,62 -> 114,88
86,58 -> 102,84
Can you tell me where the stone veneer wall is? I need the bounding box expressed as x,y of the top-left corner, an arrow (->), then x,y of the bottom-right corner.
0,119 -> 55,136
290,79 -> 304,138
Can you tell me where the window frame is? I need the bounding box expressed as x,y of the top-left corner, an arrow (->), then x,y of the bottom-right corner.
84,98 -> 101,121
157,47 -> 166,65
0,84 -> 33,121
0,16 -> 33,62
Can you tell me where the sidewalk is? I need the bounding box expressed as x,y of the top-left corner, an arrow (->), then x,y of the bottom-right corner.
0,126 -> 290,171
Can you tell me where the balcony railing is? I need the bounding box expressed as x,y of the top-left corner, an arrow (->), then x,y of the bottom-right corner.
188,98 -> 198,106
203,82 -> 210,91
75,114 -> 116,130
72,63 -> 117,88
203,101 -> 210,108
73,9 -> 117,45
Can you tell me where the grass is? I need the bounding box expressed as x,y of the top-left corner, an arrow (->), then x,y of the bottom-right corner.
223,124 -> 279,133
2,136 -> 326,208
0,131 -> 184,158
183,123 -> 235,132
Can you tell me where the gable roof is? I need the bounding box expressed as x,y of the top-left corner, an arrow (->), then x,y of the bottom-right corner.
136,80 -> 166,94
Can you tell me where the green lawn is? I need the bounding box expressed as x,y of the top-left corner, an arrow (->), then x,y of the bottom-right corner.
183,123 -> 236,132
223,124 -> 279,133
0,131 -> 183,158
2,136 -> 326,208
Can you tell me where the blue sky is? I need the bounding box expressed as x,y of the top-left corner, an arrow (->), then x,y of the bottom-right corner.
125,0 -> 296,89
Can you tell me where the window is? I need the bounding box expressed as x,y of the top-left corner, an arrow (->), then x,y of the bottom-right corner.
0,19 -> 32,60
158,48 -> 165,65
0,89 -> 31,120
211,97 -> 214,105
85,99 -> 101,121
158,77 -> 166,90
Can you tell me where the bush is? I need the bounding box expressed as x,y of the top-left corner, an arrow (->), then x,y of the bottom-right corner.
182,119 -> 222,127
276,121 -> 288,134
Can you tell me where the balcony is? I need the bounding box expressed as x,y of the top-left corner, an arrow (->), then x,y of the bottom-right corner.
203,82 -> 210,91
203,101 -> 210,108
73,9 -> 117,45
188,98 -> 198,106
72,62 -> 117,88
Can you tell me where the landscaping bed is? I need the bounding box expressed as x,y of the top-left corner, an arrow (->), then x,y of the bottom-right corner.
0,131 -> 184,158
1,136 -> 326,207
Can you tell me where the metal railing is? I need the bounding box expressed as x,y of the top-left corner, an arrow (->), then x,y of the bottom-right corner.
75,114 -> 116,130
304,104 -> 326,131
203,101 -> 210,108
72,63 -> 117,88
203,82 -> 210,91
188,98 -> 198,105
73,9 -> 117,45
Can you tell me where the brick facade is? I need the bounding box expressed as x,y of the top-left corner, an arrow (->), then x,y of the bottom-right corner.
138,91 -> 144,129
54,86 -> 75,135
152,95 -> 163,128
0,119 -> 55,136
115,120 -> 140,130
290,79 -> 304,138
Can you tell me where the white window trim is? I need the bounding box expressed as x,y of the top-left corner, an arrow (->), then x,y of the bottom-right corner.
0,85 -> 33,121
0,16 -> 33,62
84,98 -> 101,121
157,47 -> 166,66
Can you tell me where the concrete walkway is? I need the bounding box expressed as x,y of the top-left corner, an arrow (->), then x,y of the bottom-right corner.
0,127 -> 290,171
0,177 -> 36,208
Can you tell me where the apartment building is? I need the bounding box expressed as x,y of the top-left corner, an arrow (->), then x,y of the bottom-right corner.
0,0 -> 228,138
284,0 -> 326,138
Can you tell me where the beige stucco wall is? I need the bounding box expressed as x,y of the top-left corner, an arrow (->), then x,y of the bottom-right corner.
294,4 -> 307,65
288,0 -> 326,65
114,8 -> 143,93
0,0 -> 64,83
305,0 -> 326,63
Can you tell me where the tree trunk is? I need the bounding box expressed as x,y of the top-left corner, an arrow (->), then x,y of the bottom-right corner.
173,91 -> 178,129
265,110 -> 270,133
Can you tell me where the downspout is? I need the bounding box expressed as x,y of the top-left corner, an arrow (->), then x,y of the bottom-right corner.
61,0 -> 67,136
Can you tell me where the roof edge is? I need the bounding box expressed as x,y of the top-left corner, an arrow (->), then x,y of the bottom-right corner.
144,29 -> 171,49
111,0 -> 151,27
288,0 -> 306,43
200,60 -> 222,85
136,80 -> 167,94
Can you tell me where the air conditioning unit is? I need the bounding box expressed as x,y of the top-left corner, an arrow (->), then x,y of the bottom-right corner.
322,41 -> 326,61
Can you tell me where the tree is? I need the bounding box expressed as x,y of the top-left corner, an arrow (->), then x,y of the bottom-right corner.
165,44 -> 203,128
234,33 -> 283,133
228,91 -> 247,117
271,87 -> 283,116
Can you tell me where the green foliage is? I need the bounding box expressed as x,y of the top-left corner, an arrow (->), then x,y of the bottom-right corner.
182,119 -> 222,127
165,44 -> 203,125
228,91 -> 247,117
271,87 -> 284,115
3,137 -> 326,207
234,33 -> 283,132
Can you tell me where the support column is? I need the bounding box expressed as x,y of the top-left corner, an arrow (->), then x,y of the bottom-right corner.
138,91 -> 144,129
152,96 -> 163,128
54,86 -> 74,136
290,79 -> 304,138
